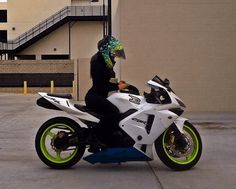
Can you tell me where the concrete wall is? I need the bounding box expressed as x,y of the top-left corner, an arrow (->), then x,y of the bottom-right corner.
119,0 -> 236,111
74,58 -> 91,101
0,60 -> 74,93
0,60 -> 73,73
0,59 -> 93,100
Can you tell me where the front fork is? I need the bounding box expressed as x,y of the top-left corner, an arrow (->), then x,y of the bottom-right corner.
168,117 -> 189,148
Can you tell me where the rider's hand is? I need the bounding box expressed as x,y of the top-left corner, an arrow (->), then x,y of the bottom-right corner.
119,80 -> 126,84
118,81 -> 128,90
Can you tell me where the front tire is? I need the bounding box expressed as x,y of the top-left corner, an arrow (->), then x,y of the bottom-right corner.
35,117 -> 85,169
155,121 -> 202,171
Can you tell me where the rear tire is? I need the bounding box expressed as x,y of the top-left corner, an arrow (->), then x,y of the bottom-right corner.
35,117 -> 85,169
155,121 -> 202,171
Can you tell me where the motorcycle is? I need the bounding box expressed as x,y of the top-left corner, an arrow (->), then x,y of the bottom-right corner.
35,75 -> 202,170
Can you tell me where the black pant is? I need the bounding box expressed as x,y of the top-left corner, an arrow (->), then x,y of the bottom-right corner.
85,91 -> 120,139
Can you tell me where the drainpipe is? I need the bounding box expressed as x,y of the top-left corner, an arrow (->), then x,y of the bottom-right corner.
108,0 -> 112,36
93,0 -> 110,37
103,0 -> 106,37
69,22 -> 71,59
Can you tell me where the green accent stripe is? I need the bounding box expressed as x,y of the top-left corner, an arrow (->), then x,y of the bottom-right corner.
162,125 -> 199,165
40,123 -> 78,164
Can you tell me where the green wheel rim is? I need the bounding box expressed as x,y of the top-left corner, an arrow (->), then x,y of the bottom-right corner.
162,125 -> 199,165
40,123 -> 78,164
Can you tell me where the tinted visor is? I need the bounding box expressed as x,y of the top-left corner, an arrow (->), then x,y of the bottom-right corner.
114,49 -> 126,59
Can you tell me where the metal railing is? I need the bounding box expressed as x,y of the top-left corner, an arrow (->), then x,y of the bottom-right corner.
0,6 -> 107,51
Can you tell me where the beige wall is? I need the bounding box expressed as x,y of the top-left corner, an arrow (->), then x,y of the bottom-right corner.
20,21 -> 103,60
73,58 -> 91,100
120,0 -> 236,111
0,23 -> 7,30
20,24 -> 69,59
70,21 -> 103,59
111,0 -> 121,79
7,0 -> 70,40
0,2 -> 7,8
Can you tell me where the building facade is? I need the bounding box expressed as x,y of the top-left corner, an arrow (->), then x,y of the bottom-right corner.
0,2 -> 7,42
0,0 -> 108,60
0,0 -> 110,96
0,0 -> 236,112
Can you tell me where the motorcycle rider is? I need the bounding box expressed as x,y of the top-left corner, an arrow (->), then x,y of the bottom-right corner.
85,35 -> 128,151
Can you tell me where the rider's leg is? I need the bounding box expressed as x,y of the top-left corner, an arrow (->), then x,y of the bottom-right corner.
85,92 -> 120,149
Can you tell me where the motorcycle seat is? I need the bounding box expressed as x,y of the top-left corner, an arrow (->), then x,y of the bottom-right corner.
74,104 -> 104,119
47,93 -> 73,99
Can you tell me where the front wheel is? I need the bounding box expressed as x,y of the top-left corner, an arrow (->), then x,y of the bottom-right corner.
35,117 -> 86,169
155,121 -> 202,171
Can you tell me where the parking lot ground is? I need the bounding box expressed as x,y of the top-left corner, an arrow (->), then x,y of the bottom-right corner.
150,122 -> 236,189
0,93 -> 236,189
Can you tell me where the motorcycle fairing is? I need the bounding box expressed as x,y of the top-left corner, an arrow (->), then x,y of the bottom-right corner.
107,93 -> 146,113
38,92 -> 100,123
119,108 -> 179,145
118,108 -> 180,159
174,117 -> 188,134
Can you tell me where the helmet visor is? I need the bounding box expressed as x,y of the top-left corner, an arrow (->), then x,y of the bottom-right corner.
114,49 -> 126,59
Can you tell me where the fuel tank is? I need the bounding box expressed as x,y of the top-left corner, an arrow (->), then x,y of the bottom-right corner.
107,93 -> 146,113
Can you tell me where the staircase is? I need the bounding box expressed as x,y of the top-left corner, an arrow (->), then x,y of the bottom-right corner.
0,6 -> 107,54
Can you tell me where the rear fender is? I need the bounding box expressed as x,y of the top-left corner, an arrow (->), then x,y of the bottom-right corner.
37,97 -> 62,111
38,92 -> 100,123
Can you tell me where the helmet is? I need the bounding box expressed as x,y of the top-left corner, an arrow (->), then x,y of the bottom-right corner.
97,36 -> 126,68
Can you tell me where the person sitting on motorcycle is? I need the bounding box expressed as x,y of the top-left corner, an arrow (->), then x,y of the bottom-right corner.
85,35 -> 128,150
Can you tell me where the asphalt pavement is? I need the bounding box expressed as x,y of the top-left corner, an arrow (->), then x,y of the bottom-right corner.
0,93 -> 235,189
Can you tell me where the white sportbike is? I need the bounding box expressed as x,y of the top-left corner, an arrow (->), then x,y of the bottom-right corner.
35,75 -> 202,170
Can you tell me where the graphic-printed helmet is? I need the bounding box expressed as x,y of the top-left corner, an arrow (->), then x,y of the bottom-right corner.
97,36 -> 126,68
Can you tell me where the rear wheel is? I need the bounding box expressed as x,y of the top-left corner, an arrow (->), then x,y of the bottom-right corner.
35,117 -> 85,169
155,121 -> 202,171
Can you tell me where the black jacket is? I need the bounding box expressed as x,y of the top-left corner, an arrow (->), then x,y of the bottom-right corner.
88,52 -> 119,97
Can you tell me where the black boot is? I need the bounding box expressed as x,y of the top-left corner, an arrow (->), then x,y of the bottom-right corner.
87,128 -> 106,153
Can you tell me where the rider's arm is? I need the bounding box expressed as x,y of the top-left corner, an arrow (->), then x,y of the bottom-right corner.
91,57 -> 119,92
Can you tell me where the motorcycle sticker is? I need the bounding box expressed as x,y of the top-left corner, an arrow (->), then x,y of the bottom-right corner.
128,94 -> 141,105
